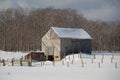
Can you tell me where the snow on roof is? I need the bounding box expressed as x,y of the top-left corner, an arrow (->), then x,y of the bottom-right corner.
30,51 -> 44,54
52,27 -> 92,39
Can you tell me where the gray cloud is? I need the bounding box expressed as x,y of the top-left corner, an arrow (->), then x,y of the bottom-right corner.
0,0 -> 120,21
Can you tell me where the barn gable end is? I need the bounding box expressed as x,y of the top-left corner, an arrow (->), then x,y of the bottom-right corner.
42,28 -> 61,61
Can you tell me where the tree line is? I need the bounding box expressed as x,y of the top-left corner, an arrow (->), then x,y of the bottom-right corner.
0,8 -> 120,52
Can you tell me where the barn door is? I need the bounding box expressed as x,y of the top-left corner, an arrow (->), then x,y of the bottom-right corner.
47,46 -> 54,61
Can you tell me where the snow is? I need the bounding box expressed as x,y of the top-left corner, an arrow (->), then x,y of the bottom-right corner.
0,51 -> 120,80
0,66 -> 120,80
0,50 -> 29,60
52,27 -> 92,39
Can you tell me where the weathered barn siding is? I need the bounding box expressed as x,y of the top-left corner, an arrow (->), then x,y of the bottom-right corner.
60,38 -> 92,57
42,27 -> 92,61
24,51 -> 46,61
79,39 -> 92,54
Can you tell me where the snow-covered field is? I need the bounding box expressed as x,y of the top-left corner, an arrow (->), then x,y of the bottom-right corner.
0,51 -> 120,80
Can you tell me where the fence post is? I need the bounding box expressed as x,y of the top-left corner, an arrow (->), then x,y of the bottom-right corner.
111,57 -> 113,63
65,55 -> 66,61
20,59 -> 23,66
81,59 -> 83,63
98,62 -> 100,68
80,52 -> 82,59
11,59 -> 14,66
82,62 -> 84,68
2,59 -> 5,66
91,58 -> 93,63
43,61 -> 45,66
71,60 -> 73,64
93,54 -> 96,59
28,60 -> 32,67
62,60 -> 64,65
112,55 -> 114,59
40,61 -> 42,67
115,62 -> 117,69
101,58 -> 103,63
0,57 -> 1,62
64,53 -> 66,61
67,61 -> 69,67
69,55 -> 70,61
53,61 -> 55,67
73,53 -> 74,60
78,54 -> 79,59
102,54 -> 104,59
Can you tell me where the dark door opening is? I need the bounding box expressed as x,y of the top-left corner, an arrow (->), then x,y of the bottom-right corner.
48,55 -> 54,61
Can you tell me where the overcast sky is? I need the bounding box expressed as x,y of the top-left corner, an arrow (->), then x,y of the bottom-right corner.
0,0 -> 120,22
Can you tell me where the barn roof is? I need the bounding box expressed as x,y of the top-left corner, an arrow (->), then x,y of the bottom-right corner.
52,27 -> 92,39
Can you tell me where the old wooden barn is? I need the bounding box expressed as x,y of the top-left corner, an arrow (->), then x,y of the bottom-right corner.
42,27 -> 92,61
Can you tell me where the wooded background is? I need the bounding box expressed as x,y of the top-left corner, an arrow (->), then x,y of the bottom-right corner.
0,8 -> 120,51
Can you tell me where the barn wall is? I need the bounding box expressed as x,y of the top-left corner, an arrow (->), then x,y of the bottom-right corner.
42,28 -> 61,61
42,29 -> 51,56
79,39 -> 92,54
61,38 -> 92,57
61,38 -> 72,55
